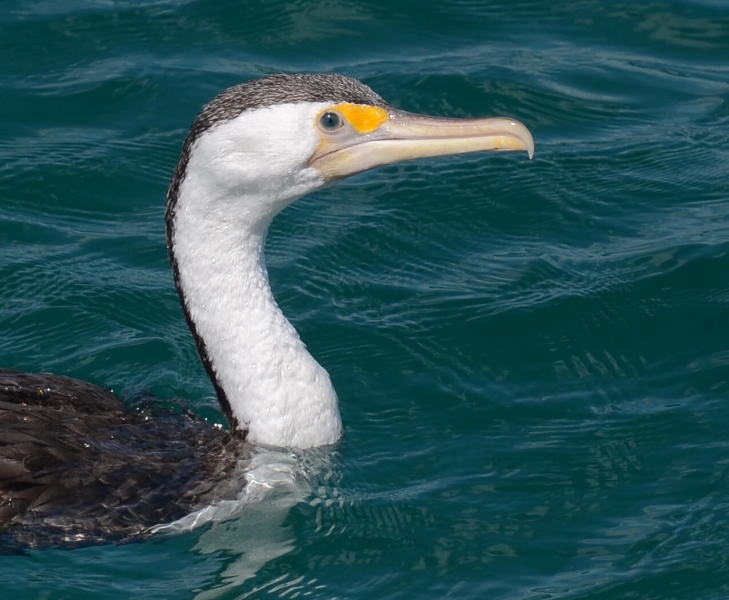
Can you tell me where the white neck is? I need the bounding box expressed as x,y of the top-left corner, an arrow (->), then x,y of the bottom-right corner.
169,105 -> 342,448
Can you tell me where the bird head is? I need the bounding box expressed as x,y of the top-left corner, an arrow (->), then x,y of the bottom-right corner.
167,73 -> 533,229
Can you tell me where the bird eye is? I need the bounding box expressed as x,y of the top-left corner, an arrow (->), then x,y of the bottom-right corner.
319,111 -> 343,131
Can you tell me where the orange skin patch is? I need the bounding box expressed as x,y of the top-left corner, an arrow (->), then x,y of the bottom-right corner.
331,103 -> 389,134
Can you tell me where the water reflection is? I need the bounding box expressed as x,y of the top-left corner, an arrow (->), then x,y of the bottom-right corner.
153,448 -> 338,600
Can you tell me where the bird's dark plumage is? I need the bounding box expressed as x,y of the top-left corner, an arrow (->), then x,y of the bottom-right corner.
0,369 -> 249,548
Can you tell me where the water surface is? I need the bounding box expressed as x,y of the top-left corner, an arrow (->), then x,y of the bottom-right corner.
1,1 -> 729,598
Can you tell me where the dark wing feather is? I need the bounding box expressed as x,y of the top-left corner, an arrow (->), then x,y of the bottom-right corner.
0,369 -> 249,548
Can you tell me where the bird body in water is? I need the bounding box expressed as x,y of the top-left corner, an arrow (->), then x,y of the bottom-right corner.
0,73 -> 533,547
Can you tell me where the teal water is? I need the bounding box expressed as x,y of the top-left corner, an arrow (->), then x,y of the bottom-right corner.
1,0 -> 729,598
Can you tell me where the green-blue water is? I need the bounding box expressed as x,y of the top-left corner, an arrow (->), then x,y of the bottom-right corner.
1,0 -> 729,598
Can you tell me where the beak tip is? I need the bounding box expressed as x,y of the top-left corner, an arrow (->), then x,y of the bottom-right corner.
520,126 -> 535,160
503,118 -> 534,160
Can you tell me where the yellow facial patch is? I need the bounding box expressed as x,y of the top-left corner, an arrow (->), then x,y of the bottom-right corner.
332,103 -> 389,134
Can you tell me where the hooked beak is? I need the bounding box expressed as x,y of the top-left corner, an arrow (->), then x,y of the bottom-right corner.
309,108 -> 534,182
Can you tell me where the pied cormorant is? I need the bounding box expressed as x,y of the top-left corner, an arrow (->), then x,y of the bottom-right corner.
0,73 -> 533,547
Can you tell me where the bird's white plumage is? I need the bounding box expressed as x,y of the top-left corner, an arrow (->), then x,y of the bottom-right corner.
172,102 -> 343,448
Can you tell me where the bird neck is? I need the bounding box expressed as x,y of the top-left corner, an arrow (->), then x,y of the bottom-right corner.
167,180 -> 342,449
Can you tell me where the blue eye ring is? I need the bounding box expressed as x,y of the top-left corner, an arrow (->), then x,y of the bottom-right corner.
319,111 -> 343,131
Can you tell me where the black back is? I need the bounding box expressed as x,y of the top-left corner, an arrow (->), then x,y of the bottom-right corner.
0,369 -> 249,547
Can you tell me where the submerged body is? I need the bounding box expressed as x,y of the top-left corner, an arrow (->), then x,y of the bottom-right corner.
0,369 -> 250,547
0,73 -> 533,547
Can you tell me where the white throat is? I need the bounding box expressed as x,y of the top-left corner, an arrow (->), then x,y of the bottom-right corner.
168,104 -> 342,448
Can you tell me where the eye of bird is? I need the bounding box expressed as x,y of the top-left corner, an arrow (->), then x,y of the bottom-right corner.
319,110 -> 344,131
